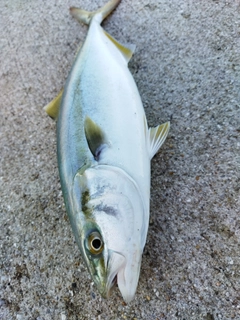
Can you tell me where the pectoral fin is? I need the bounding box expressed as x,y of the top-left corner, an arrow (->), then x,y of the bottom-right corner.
84,117 -> 108,160
148,122 -> 170,159
43,89 -> 63,120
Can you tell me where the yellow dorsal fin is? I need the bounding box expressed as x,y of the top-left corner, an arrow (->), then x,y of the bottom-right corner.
43,89 -> 63,120
104,31 -> 135,63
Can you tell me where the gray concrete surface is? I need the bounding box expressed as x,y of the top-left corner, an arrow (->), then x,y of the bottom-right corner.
1,0 -> 240,319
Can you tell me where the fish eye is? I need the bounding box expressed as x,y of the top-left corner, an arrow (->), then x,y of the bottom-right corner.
87,231 -> 104,255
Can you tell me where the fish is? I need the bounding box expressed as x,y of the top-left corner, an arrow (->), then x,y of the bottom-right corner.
44,0 -> 170,303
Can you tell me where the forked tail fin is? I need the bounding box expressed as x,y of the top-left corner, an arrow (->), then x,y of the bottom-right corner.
70,0 -> 121,25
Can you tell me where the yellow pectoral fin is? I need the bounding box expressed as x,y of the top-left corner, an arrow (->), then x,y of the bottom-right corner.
104,31 -> 135,63
84,116 -> 108,160
148,121 -> 170,159
43,89 -> 63,120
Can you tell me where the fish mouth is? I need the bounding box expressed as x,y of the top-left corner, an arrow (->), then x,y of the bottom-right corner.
106,273 -> 118,297
92,249 -> 141,302
105,250 -> 125,297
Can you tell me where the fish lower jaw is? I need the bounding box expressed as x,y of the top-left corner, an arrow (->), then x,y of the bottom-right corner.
106,274 -> 118,298
94,272 -> 118,299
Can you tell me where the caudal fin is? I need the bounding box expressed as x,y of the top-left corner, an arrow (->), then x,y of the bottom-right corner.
70,0 -> 121,25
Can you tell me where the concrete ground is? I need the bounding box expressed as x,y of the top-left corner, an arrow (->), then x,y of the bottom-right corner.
0,0 -> 239,319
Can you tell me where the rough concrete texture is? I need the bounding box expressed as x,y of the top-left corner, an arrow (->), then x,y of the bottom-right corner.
1,0 -> 240,319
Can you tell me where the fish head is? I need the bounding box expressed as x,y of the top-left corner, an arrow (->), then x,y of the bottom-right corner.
70,165 -> 146,302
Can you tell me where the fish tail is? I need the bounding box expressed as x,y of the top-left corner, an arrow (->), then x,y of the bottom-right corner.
70,0 -> 121,25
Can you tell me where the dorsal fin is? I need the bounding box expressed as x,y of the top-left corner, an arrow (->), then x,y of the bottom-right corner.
104,31 -> 135,63
43,89 -> 63,120
84,116 -> 108,160
148,122 -> 170,159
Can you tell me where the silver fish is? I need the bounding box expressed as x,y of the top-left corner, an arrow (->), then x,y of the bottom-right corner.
44,0 -> 170,303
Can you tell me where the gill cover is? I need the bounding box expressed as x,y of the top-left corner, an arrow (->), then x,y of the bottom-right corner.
72,165 -> 146,302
